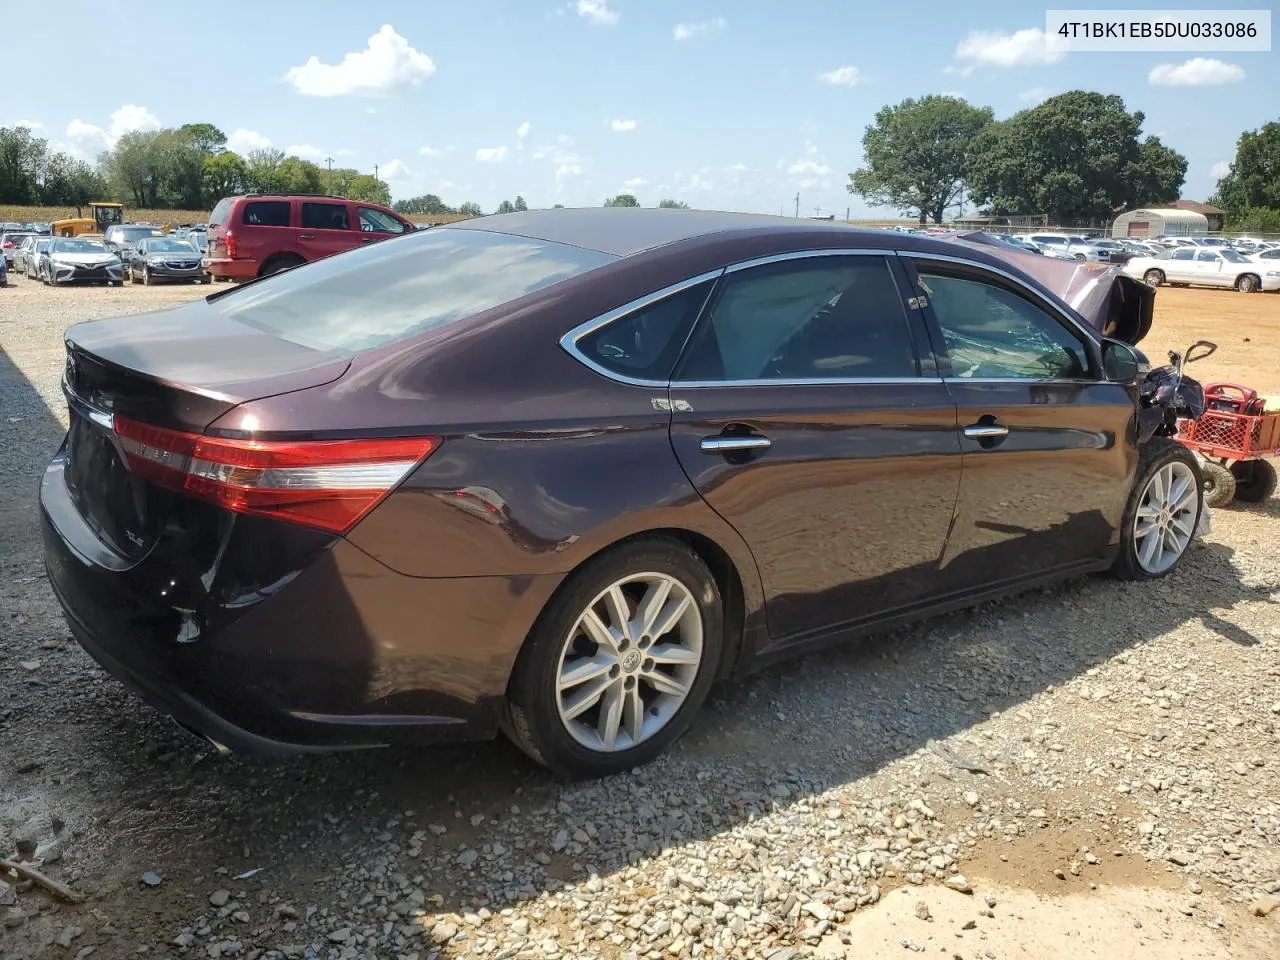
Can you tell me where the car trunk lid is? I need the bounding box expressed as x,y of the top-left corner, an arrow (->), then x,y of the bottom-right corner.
61,299 -> 351,562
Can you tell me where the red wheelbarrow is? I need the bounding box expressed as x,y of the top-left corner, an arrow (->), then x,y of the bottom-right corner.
1176,383 -> 1280,507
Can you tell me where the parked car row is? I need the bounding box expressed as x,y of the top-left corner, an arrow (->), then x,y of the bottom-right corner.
7,232 -> 211,286
1121,244 -> 1280,293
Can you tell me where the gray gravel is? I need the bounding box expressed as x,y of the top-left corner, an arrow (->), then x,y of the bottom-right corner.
2,281 -> 1279,959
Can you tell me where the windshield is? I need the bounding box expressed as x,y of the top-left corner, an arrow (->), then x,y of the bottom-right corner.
210,228 -> 616,352
147,239 -> 198,253
52,239 -> 108,254
1219,249 -> 1250,263
114,226 -> 163,242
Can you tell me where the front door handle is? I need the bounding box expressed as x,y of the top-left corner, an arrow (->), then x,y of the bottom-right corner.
700,435 -> 772,454
298,233 -> 315,240
963,423 -> 1009,440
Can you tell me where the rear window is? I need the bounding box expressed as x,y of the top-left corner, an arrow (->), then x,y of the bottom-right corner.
210,228 -> 616,352
209,199 -> 233,228
115,226 -> 163,242
242,201 -> 291,227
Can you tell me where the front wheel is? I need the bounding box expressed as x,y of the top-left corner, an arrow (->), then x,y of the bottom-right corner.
503,539 -> 723,778
1143,269 -> 1165,287
1235,273 -> 1259,293
1110,438 -> 1203,580
1230,459 -> 1277,503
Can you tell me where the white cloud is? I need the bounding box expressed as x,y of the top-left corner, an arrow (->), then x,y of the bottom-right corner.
285,143 -> 325,161
334,148 -> 358,158
1149,58 -> 1245,87
609,118 -> 638,133
516,121 -> 531,149
1210,160 -> 1232,180
673,17 -> 726,41
418,144 -> 455,157
803,140 -> 818,156
1018,86 -> 1055,104
380,158 -> 411,180
227,128 -> 273,154
818,65 -> 860,87
476,146 -> 509,163
556,162 -> 583,182
787,160 -> 833,176
576,0 -> 618,26
940,89 -> 965,97
622,176 -> 649,190
955,27 -> 1063,68
285,24 -> 436,97
64,104 -> 161,155
11,119 -> 43,131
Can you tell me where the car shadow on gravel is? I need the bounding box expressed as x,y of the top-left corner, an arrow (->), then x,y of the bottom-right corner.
0,342 -> 65,517
24,528 -> 1276,936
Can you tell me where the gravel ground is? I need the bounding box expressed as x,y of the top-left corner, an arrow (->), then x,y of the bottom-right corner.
2,280 -> 1279,960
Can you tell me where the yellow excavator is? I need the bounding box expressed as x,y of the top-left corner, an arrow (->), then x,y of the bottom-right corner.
50,202 -> 131,238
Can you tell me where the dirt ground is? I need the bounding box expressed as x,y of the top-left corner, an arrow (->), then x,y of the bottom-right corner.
1140,286 -> 1280,398
1,278 -> 1278,960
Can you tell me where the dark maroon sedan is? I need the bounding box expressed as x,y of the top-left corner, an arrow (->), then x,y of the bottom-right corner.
42,209 -> 1203,778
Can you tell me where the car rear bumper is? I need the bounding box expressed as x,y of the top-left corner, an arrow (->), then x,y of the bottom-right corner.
203,257 -> 257,281
41,451 -> 561,754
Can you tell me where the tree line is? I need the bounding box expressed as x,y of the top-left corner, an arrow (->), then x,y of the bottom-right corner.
0,122 -> 394,212
392,192 -> 689,217
849,91 -> 1192,226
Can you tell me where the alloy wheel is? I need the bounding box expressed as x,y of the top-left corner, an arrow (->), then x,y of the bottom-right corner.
555,572 -> 702,753
1133,460 -> 1198,574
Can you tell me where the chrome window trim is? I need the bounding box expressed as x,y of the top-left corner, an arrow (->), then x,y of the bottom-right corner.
674,376 -> 942,389
722,247 -> 888,274
898,251 -> 1102,347
940,376 -> 1106,386
558,269 -> 725,388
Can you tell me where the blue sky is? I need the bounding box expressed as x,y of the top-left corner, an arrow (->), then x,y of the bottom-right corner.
3,1 -> 1274,216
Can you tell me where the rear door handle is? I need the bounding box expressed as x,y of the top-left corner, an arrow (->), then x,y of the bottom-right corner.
963,424 -> 1009,439
700,435 -> 772,453
298,233 -> 315,240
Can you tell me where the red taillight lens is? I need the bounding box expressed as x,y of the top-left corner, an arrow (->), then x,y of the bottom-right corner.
224,230 -> 237,259
113,415 -> 437,533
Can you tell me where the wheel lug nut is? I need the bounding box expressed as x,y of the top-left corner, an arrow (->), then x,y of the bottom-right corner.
643,658 -> 654,671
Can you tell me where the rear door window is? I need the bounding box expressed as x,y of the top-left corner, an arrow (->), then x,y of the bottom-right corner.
210,227 -> 616,352
302,202 -> 351,231
242,201 -> 291,227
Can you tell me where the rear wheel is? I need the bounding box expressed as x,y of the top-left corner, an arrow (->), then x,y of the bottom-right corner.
1143,269 -> 1165,287
259,256 -> 304,278
1201,461 -> 1236,507
504,539 -> 723,779
1111,438 -> 1203,580
141,266 -> 151,286
1230,459 -> 1277,503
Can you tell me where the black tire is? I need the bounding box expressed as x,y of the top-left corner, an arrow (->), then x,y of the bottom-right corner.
111,280 -> 123,287
130,265 -> 140,283
1230,459 -> 1277,503
1235,273 -> 1259,293
1143,269 -> 1165,287
1110,438 -> 1204,581
1201,461 -> 1236,507
141,266 -> 150,286
503,538 -> 723,779
259,256 -> 303,278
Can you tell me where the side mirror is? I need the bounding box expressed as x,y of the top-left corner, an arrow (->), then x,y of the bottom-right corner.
1102,339 -> 1140,382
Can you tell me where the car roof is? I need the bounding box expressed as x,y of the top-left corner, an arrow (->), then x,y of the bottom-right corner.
442,207 -> 912,258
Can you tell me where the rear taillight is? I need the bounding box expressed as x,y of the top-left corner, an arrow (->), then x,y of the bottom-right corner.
224,231 -> 237,259
113,415 -> 437,534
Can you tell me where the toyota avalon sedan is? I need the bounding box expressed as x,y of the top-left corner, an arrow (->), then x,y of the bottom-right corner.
42,208 -> 1203,778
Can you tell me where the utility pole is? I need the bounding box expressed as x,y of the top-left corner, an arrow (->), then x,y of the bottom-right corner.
325,157 -> 333,172
374,164 -> 379,182
794,192 -> 799,218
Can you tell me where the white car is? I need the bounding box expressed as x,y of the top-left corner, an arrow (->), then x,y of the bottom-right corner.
1025,233 -> 1103,261
1249,247 -> 1280,266
1123,246 -> 1280,293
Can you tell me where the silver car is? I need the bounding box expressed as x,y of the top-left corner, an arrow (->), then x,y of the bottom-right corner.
44,237 -> 124,286
27,238 -> 54,281
127,237 -> 210,284
2,231 -> 35,268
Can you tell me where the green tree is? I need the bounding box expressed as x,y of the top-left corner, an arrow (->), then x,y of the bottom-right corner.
604,193 -> 640,207
393,194 -> 456,216
848,95 -> 993,224
496,199 -> 516,214
105,130 -> 166,207
40,154 -> 107,210
513,195 -> 528,211
276,156 -> 324,195
1210,121 -> 1280,222
203,151 -> 247,204
457,201 -> 483,217
0,125 -> 49,204
243,147 -> 287,193
177,122 -> 227,155
157,128 -> 207,209
657,199 -> 688,209
966,91 -> 1186,221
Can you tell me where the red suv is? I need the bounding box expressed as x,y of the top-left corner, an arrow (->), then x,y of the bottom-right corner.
204,194 -> 415,281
